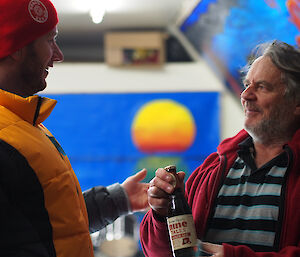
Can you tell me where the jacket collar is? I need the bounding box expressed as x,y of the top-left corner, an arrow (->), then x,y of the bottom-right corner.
217,129 -> 249,156
218,128 -> 300,161
0,89 -> 57,125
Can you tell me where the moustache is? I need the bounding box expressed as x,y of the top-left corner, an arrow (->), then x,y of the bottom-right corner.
243,102 -> 261,112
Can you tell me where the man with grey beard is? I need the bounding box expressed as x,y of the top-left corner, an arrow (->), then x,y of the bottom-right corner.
140,40 -> 300,257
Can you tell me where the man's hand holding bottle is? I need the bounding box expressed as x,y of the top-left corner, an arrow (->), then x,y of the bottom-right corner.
147,166 -> 220,257
148,166 -> 186,217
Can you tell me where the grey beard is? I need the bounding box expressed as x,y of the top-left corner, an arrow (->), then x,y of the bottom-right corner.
246,120 -> 286,144
245,105 -> 296,145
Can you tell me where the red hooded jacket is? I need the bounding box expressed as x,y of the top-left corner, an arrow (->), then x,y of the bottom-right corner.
140,129 -> 300,257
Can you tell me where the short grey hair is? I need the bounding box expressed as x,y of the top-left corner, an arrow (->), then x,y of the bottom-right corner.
243,40 -> 300,103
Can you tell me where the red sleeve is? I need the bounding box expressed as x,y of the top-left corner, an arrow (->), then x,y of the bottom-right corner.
140,209 -> 173,257
223,243 -> 300,257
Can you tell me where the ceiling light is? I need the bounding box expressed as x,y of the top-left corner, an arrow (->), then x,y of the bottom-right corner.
89,0 -> 107,24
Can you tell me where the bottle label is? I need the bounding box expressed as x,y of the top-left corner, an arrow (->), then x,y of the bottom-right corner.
167,214 -> 197,251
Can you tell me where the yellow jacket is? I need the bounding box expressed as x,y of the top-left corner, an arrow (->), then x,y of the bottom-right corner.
0,89 -> 94,257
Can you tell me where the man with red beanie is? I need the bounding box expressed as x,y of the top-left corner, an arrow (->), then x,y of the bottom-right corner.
0,1 -> 149,256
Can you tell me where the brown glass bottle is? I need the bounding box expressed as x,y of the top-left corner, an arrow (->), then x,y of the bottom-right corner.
165,165 -> 197,257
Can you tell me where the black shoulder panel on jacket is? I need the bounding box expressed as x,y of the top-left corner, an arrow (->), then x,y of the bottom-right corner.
0,139 -> 56,257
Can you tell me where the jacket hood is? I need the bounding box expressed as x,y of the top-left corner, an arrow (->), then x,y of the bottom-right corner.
0,89 -> 57,125
218,128 -> 300,172
286,129 -> 300,171
287,129 -> 300,150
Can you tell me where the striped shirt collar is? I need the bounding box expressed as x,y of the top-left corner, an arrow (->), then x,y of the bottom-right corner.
237,136 -> 288,173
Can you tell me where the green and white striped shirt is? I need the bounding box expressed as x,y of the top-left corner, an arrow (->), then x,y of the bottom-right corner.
204,137 -> 287,252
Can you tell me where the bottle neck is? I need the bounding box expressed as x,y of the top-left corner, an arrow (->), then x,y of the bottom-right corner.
168,188 -> 192,216
172,187 -> 183,194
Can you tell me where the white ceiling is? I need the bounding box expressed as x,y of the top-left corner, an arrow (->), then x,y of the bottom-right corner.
51,0 -> 198,33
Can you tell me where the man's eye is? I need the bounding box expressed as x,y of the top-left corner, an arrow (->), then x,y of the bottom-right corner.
257,84 -> 266,90
49,37 -> 57,42
48,39 -> 56,44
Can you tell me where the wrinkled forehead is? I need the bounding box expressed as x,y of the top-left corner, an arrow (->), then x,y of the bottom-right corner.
247,56 -> 283,83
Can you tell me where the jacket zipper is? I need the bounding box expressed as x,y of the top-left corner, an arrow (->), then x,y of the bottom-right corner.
203,154 -> 228,237
276,146 -> 293,250
33,96 -> 43,126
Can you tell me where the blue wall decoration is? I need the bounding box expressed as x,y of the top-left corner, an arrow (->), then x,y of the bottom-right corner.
43,92 -> 220,191
181,0 -> 299,97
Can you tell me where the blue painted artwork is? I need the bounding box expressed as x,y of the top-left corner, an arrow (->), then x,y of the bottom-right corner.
43,92 -> 220,191
181,0 -> 300,96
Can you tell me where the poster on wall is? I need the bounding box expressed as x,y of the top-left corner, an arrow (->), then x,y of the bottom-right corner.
181,0 -> 299,96
43,92 -> 220,191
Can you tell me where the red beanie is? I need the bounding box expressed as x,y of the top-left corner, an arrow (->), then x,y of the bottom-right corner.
0,0 -> 59,59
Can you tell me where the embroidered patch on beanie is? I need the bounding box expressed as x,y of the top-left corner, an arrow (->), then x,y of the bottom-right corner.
28,0 -> 49,23
0,0 -> 58,59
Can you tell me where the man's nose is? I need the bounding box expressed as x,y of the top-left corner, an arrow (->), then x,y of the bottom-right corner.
53,43 -> 64,62
241,84 -> 256,100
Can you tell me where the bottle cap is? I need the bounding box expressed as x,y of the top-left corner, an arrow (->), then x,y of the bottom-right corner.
164,165 -> 176,173
164,165 -> 177,188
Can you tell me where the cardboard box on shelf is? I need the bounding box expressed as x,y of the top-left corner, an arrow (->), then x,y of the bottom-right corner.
105,31 -> 166,67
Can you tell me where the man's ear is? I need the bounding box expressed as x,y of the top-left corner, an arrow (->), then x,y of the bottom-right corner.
10,48 -> 25,61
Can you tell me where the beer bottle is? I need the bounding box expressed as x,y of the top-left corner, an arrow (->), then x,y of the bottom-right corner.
165,165 -> 197,257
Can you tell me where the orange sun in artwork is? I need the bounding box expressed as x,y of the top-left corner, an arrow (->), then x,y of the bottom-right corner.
131,99 -> 196,153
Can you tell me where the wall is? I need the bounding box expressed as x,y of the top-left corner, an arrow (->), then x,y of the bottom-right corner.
45,61 -> 244,140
